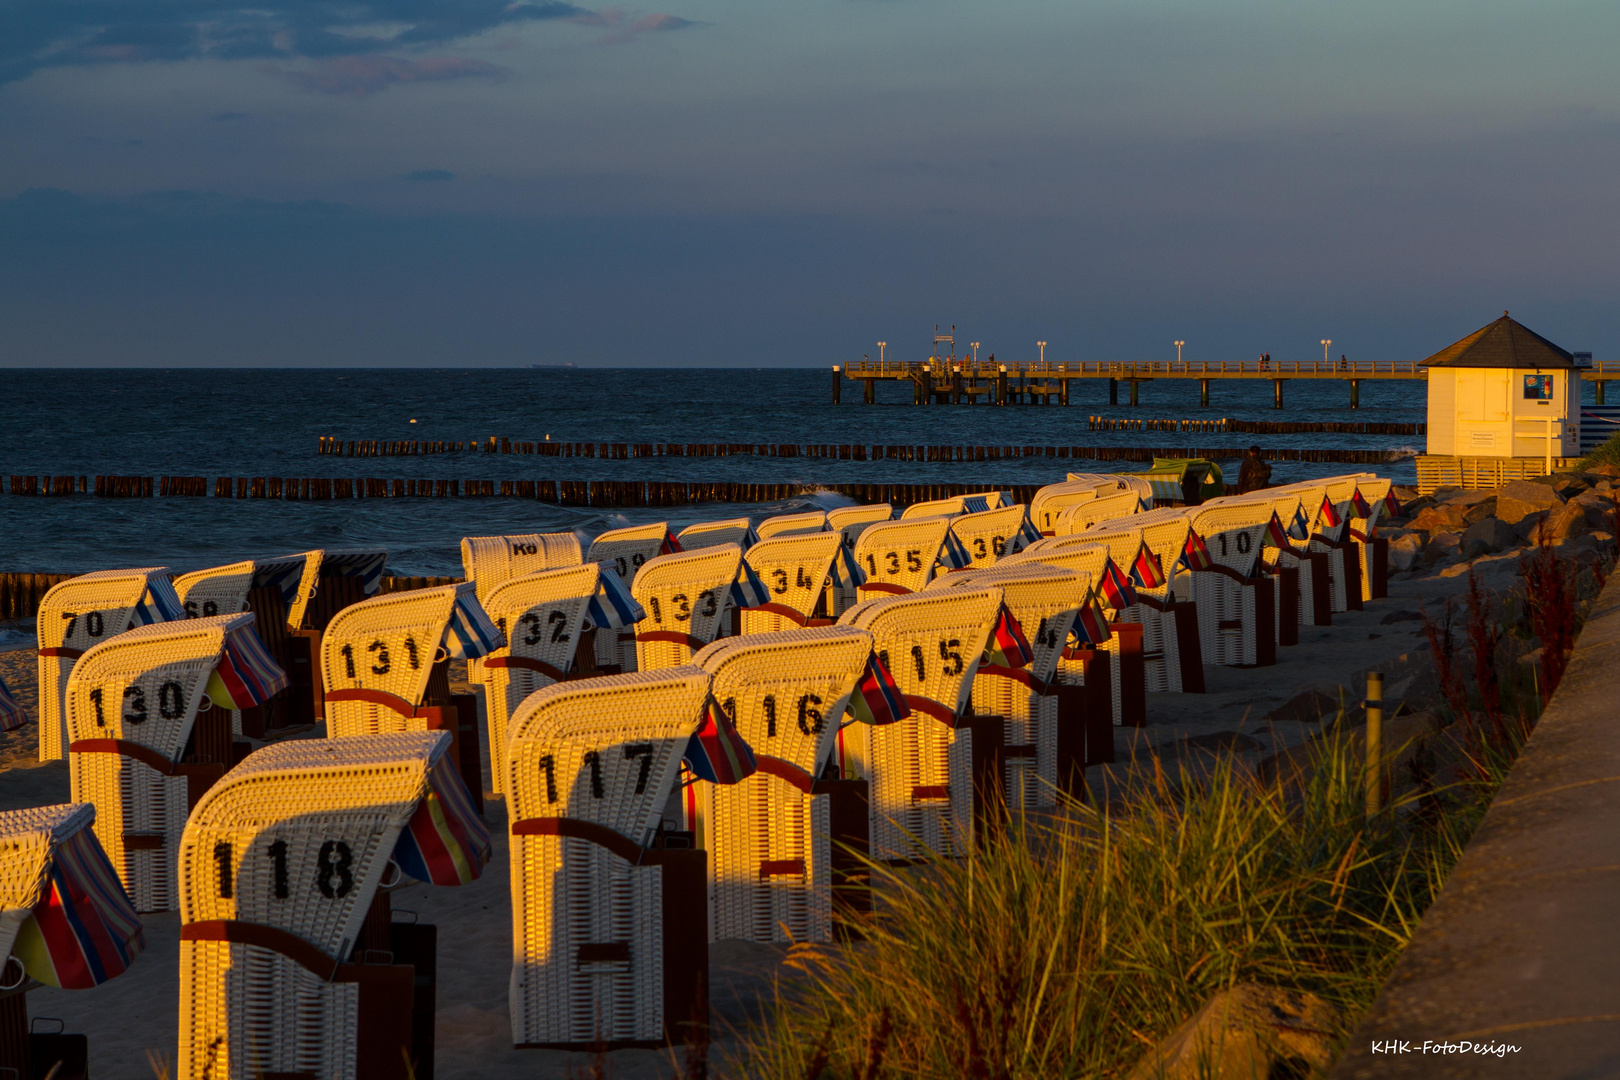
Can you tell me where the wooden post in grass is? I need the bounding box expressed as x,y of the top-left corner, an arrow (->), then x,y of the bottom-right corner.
1365,671 -> 1383,816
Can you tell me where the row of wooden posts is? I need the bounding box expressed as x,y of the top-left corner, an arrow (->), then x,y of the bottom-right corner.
1085,417 -> 1424,436
0,572 -> 462,621
313,438 -> 1406,464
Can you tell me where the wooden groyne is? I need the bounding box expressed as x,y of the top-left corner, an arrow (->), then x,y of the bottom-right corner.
1084,418 -> 1424,436
313,439 -> 1412,462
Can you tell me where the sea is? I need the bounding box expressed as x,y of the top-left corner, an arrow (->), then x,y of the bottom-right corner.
0,367 -> 1427,601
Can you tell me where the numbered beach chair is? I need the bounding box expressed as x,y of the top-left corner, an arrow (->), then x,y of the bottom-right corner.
899,492 -> 1007,520
1029,480 -> 1107,536
1195,492 -> 1304,650
755,511 -> 828,540
997,543 -> 1125,770
477,564 -> 643,795
321,583 -> 502,808
1055,488 -> 1148,535
631,545 -> 764,670
37,568 -> 182,761
1248,485 -> 1333,629
677,518 -> 757,551
948,503 -> 1041,569
177,730 -> 489,1080
588,523 -> 681,673
736,532 -> 861,632
827,504 -> 892,548
460,532 -> 584,606
1347,477 -> 1393,601
837,588 -> 1003,861
66,613 -> 288,912
1182,505 -> 1276,668
504,668 -> 714,1049
851,517 -> 956,598
926,564 -> 1082,810
688,627 -> 874,943
0,802 -> 144,1080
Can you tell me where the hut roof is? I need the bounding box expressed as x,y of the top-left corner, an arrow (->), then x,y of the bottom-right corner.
1423,313 -> 1573,369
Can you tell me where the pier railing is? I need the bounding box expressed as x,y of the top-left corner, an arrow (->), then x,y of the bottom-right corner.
841,358 -> 1428,379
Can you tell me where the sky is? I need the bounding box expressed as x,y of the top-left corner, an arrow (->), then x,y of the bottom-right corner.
2,0 -> 1617,367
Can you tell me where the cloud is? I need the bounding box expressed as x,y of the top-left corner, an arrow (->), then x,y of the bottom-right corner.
0,0 -> 694,84
566,8 -> 700,44
406,168 -> 454,182
269,55 -> 502,96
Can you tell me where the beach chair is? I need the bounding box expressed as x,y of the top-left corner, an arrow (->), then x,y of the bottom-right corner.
1183,504 -> 1277,668
461,533 -> 584,606
632,545 -> 761,670
926,564 -> 1082,810
66,614 -> 288,912
1196,492 -> 1306,650
898,492 -> 1007,520
850,517 -> 958,598
995,544 -> 1122,774
947,504 -> 1041,569
588,523 -> 682,673
320,583 -> 502,809
288,548 -> 389,634
688,627 -> 874,943
1347,477 -> 1394,601
1029,480 -> 1108,536
734,532 -> 861,632
177,730 -> 489,1080
755,511 -> 828,540
0,802 -> 143,1079
826,504 -> 893,549
504,668 -> 714,1049
836,588 -> 1003,860
477,564 -> 643,795
1246,485 -> 1333,629
36,568 -> 182,762
677,518 -> 757,551
1305,475 -> 1377,613
1055,488 -> 1148,535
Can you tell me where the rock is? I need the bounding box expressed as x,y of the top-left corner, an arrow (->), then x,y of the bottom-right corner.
1538,502 -> 1590,544
1263,689 -> 1341,725
1461,516 -> 1516,557
1513,510 -> 1549,542
1587,463 -> 1620,478
1423,531 -> 1461,564
1495,479 -> 1566,524
1408,504 -> 1469,533
1462,497 -> 1499,526
1530,471 -> 1590,497
1126,984 -> 1338,1080
1387,533 -> 1423,570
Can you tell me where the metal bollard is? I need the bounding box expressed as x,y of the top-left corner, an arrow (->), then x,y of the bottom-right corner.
1365,671 -> 1383,816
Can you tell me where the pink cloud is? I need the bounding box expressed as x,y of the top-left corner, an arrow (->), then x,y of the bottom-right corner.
566,8 -> 700,44
269,55 -> 504,96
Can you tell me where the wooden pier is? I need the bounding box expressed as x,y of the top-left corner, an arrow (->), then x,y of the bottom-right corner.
835,357 -> 1620,409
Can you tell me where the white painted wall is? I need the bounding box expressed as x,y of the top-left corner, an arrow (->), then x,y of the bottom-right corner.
1426,368 -> 1578,458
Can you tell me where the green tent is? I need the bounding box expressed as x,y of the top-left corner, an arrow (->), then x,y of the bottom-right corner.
1125,458 -> 1224,504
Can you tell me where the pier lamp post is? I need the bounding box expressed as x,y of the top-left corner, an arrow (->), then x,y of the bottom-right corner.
1321,339 -> 1332,365
1175,340 -> 1185,364
971,342 -> 980,364
877,341 -> 886,372
1037,341 -> 1047,365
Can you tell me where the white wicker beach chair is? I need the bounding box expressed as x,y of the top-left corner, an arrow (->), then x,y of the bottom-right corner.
36,568 -> 182,762
836,588 -> 1002,860
1183,504 -> 1277,668
898,491 -> 1007,520
286,548 -> 389,633
688,627 -> 873,944
1055,489 -> 1148,535
0,802 -> 144,1078
66,613 -> 288,912
677,518 -> 757,551
587,523 -> 681,673
1251,485 -> 1334,628
826,504 -> 893,548
1347,477 -> 1393,601
631,545 -> 753,670
1194,492 -> 1305,650
850,517 -> 956,598
177,729 -> 489,1080
461,533 -> 584,607
947,504 -> 1040,569
755,511 -> 828,540
504,668 -> 713,1049
478,564 -> 644,795
925,564 -> 1081,811
1029,480 -> 1108,536
734,532 -> 859,633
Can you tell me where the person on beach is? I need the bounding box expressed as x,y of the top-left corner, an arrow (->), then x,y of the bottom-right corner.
1237,445 -> 1272,493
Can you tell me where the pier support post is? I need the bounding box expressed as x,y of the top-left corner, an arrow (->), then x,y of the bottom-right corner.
921,369 -> 933,404
1200,379 -> 1210,408
1273,379 -> 1285,409
997,367 -> 1008,406
1129,380 -> 1139,407
864,378 -> 875,404
832,366 -> 841,404
1109,378 -> 1118,406
1599,381 -> 1607,405
951,368 -> 963,405
1060,378 -> 1069,406
1350,379 -> 1360,409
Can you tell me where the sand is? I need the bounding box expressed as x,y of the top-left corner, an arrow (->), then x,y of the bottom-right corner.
0,552 -> 1525,1078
